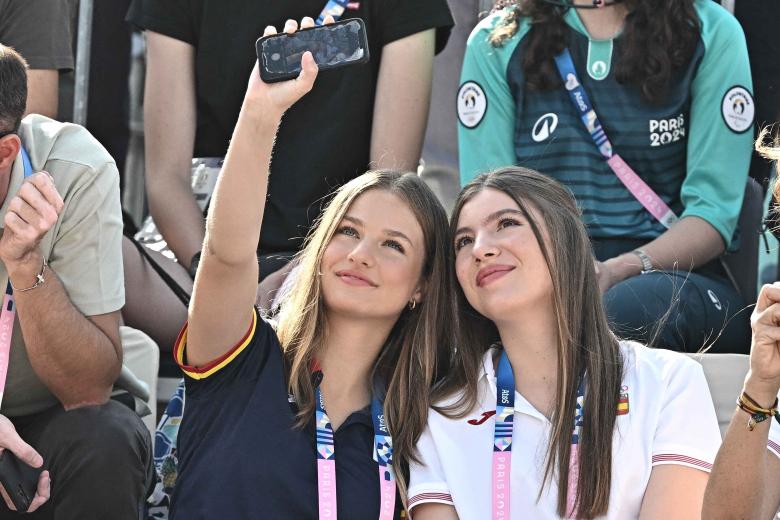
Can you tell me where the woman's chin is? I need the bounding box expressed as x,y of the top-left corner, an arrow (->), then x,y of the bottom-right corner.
324,297 -> 403,322
473,294 -> 539,323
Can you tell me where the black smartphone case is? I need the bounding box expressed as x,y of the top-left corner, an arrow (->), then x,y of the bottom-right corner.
255,18 -> 370,83
0,450 -> 42,512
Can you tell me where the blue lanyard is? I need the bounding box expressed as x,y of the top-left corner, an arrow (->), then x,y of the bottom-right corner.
553,49 -> 613,159
494,351 -> 515,453
316,0 -> 349,24
552,48 -> 679,228
492,349 -> 586,518
20,147 -> 33,178
314,374 -> 396,520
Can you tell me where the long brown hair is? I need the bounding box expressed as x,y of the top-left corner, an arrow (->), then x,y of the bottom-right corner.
275,170 -> 456,501
489,0 -> 700,104
435,167 -> 623,518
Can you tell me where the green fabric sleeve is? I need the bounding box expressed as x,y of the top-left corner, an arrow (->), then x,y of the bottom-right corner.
458,13 -> 527,185
680,1 -> 754,246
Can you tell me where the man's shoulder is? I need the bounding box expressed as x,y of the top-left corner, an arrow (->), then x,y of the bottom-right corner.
20,115 -> 119,192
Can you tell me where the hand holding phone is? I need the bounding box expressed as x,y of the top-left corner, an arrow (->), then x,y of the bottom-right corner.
256,18 -> 370,83
0,416 -> 49,513
242,18 -> 322,115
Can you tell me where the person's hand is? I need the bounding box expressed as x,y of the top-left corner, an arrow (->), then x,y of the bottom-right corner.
243,16 -> 334,116
0,172 -> 63,268
744,283 -> 780,407
594,260 -> 616,293
0,415 -> 50,512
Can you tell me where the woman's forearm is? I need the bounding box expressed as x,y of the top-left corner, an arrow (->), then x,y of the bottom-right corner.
204,103 -> 283,266
186,102 -> 282,367
605,216 -> 725,282
703,377 -> 777,519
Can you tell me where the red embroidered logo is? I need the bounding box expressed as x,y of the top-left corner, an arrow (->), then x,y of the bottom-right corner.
347,2 -> 360,9
468,411 -> 496,425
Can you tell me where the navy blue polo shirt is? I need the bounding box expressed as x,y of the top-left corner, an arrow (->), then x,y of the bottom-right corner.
171,308 -> 403,519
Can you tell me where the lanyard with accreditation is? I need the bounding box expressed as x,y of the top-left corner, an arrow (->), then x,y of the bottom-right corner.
553,48 -> 679,230
311,4 -> 395,519
0,146 -> 34,408
311,4 -> 395,518
313,365 -> 396,520
493,350 -> 585,519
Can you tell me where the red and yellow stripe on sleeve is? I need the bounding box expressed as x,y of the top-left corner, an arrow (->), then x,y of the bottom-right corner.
173,307 -> 258,380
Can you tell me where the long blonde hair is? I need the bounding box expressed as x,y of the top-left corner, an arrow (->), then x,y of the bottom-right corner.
275,170 -> 456,501
436,167 -> 623,518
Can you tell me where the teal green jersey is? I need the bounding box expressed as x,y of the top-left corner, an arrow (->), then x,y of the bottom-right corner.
458,0 -> 753,245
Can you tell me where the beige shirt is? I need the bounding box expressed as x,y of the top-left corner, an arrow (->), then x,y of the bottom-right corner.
1,115 -> 124,417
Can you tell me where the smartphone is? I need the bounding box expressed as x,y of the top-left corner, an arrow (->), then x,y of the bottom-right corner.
255,18 -> 370,83
0,450 -> 42,512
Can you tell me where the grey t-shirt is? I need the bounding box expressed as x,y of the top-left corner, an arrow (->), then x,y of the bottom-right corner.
0,0 -> 74,70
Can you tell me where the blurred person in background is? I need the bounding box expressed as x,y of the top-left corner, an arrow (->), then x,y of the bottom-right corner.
86,0 -> 134,188
728,0 -> 780,190
458,0 -> 753,354
0,0 -> 75,119
123,0 -> 453,353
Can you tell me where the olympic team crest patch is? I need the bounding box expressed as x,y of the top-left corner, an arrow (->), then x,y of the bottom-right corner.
457,81 -> 487,129
721,86 -> 755,134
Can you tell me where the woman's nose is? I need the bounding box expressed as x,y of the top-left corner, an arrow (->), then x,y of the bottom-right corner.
472,233 -> 500,261
347,239 -> 375,267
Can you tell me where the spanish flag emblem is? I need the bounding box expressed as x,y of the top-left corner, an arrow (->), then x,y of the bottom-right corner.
617,393 -> 630,416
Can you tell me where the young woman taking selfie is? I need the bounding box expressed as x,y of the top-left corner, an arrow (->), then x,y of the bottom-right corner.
409,168 -> 721,519
169,18 -> 455,519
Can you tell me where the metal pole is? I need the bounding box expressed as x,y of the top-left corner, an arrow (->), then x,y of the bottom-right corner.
73,0 -> 94,126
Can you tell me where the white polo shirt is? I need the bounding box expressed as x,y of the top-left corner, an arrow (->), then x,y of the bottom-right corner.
408,341 -> 721,519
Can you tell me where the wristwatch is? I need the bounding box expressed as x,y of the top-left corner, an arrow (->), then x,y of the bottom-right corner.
631,249 -> 653,274
188,251 -> 202,280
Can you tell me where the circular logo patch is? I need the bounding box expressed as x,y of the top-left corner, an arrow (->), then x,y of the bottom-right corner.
721,86 -> 755,134
531,113 -> 559,142
457,81 -> 487,129
590,60 -> 608,80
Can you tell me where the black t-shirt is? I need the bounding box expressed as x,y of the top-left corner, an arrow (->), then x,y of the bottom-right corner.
171,308 -> 403,518
128,0 -> 453,262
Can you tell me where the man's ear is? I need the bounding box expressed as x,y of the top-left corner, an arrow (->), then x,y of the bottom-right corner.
0,135 -> 21,174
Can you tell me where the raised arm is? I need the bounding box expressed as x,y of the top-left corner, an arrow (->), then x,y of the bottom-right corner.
143,32 -> 204,270
186,20 -> 319,366
370,29 -> 435,171
703,283 -> 780,519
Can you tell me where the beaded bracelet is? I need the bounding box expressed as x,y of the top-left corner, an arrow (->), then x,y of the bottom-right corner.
737,391 -> 780,431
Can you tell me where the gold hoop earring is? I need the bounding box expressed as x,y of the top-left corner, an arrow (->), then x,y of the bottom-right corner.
408,299 -> 417,311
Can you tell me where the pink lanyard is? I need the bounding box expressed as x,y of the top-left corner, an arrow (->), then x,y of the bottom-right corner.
313,366 -> 396,520
554,49 -> 679,230
0,146 -> 34,407
492,350 -> 585,519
